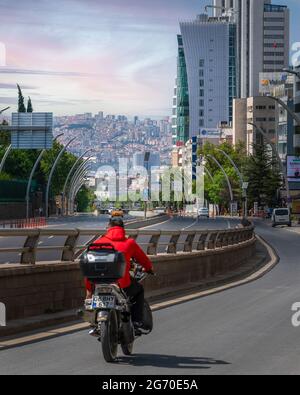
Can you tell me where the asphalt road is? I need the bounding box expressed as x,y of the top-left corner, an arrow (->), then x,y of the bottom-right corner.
1,219 -> 300,374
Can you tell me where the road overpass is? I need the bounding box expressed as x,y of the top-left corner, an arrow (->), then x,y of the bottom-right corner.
0,217 -> 299,374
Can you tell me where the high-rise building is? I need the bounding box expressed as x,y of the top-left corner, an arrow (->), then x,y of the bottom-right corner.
178,14 -> 237,140
294,66 -> 300,157
175,35 -> 189,144
232,96 -> 278,154
213,0 -> 289,97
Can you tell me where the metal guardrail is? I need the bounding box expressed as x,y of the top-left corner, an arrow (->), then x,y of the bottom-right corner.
0,217 -> 47,229
0,226 -> 255,265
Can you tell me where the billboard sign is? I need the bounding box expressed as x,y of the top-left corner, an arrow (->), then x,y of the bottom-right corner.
259,72 -> 291,96
11,113 -> 53,149
287,156 -> 300,183
199,129 -> 221,139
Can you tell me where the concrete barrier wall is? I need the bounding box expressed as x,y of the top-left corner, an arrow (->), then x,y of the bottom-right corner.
0,237 -> 256,322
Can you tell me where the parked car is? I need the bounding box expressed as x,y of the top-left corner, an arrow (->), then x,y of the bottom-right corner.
198,207 -> 209,219
272,208 -> 291,228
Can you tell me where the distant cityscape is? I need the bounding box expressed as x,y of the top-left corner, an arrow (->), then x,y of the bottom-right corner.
53,113 -> 172,170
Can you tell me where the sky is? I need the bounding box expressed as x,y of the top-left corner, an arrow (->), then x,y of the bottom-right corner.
0,0 -> 300,118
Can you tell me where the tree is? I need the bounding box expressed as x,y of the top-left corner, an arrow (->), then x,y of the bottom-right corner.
243,144 -> 282,207
39,141 -> 78,196
0,120 -> 10,146
76,186 -> 96,212
17,84 -> 26,113
27,97 -> 33,113
198,142 -> 247,209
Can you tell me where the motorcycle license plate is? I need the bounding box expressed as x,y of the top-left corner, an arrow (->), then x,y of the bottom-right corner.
92,295 -> 116,309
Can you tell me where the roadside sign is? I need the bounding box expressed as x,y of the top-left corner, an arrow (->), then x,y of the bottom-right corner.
11,113 -> 53,149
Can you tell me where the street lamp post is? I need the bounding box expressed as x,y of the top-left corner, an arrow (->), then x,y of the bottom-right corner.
206,154 -> 234,216
70,178 -> 88,214
69,169 -> 90,215
61,149 -> 93,216
26,134 -> 64,219
215,148 -> 248,218
266,95 -> 300,126
66,159 -> 91,215
249,122 -> 291,209
204,166 -> 218,217
45,137 -> 76,218
282,68 -> 300,80
0,107 -> 10,115
0,144 -> 12,174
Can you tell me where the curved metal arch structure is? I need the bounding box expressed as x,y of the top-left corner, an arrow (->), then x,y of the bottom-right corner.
26,134 -> 64,219
62,149 -> 93,216
66,159 -> 91,215
0,144 -> 12,174
206,154 -> 234,203
45,137 -> 76,217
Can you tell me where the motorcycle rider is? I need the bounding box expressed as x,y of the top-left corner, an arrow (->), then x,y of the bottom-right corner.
85,217 -> 154,329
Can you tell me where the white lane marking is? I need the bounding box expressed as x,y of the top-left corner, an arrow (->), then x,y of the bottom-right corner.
48,236 -> 54,239
182,219 -> 199,230
141,218 -> 173,230
38,241 -> 43,245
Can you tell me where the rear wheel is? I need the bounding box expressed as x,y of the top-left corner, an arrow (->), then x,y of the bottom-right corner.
121,342 -> 134,355
143,300 -> 153,332
100,310 -> 119,363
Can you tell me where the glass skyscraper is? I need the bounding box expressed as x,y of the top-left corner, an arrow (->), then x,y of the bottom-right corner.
175,35 -> 189,145
175,14 -> 237,141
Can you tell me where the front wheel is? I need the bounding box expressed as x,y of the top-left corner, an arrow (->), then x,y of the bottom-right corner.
100,310 -> 119,363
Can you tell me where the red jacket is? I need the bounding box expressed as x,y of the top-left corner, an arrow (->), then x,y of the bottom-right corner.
85,226 -> 153,291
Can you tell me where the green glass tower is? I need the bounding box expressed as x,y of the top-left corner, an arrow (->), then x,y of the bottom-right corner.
176,35 -> 189,144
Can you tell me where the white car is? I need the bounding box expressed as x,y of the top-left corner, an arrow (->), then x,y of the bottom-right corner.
198,207 -> 209,219
272,208 -> 291,228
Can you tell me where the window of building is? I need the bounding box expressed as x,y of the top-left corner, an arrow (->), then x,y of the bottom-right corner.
200,89 -> 204,97
264,43 -> 284,48
264,26 -> 285,31
264,52 -> 284,57
264,34 -> 284,39
264,60 -> 284,65
199,59 -> 204,67
199,99 -> 204,107
264,17 -> 285,22
199,80 -> 204,87
199,119 -> 204,127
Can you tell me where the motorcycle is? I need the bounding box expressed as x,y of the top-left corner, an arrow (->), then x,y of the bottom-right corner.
79,243 -> 153,363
